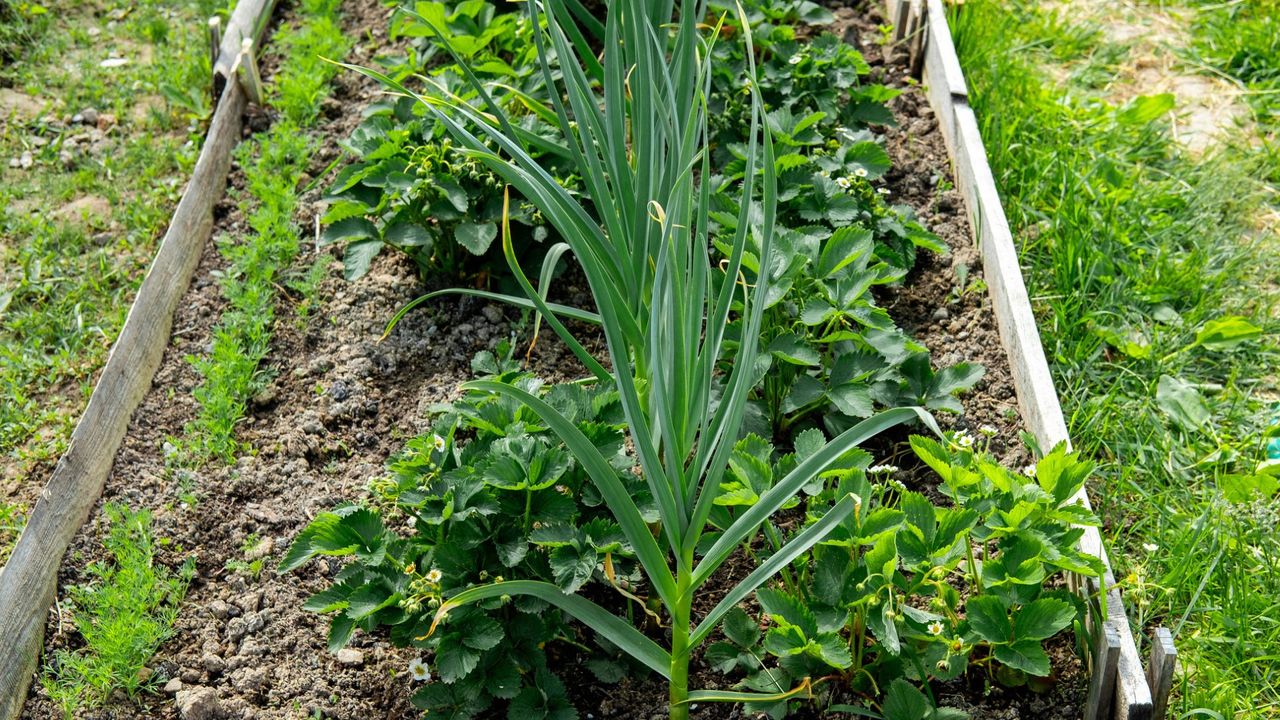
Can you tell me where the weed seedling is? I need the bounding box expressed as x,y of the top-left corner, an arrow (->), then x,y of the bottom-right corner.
40,505 -> 194,718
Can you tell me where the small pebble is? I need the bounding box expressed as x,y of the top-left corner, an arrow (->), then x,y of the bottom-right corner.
200,653 -> 226,675
176,686 -> 222,720
335,648 -> 364,667
931,307 -> 950,321
164,678 -> 183,694
18,151 -> 32,169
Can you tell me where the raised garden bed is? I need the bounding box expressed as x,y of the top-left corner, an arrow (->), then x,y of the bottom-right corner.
1,0 -> 1163,719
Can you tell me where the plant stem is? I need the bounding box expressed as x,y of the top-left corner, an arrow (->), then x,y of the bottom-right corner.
669,568 -> 692,720
523,485 -> 533,534
762,522 -> 799,594
965,537 -> 983,593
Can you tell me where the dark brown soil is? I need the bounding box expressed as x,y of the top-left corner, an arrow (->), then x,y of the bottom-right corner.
17,0 -> 1083,719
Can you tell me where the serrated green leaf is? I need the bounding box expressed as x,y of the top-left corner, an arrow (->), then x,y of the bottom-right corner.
722,606 -> 761,647
385,221 -> 432,247
994,639 -> 1052,676
756,587 -> 818,637
328,613 -> 356,653
867,598 -> 900,654
815,632 -> 853,668
347,583 -> 398,620
321,217 -> 378,246
1012,598 -> 1075,641
456,221 -> 498,255
793,428 -> 826,460
965,595 -> 1011,643
343,238 -> 385,281
437,641 -> 482,683
548,545 -> 597,593
763,625 -> 808,656
931,362 -> 984,397
462,615 -> 505,651
768,333 -> 821,365
485,657 -> 523,699
829,382 -> 874,418
817,226 -> 873,278
882,679 -> 930,720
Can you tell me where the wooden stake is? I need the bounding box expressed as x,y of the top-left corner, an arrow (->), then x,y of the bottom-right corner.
238,37 -> 265,106
906,0 -> 926,78
892,0 -> 911,42
212,0 -> 279,103
1085,624 -> 1121,720
1147,628 -> 1177,720
208,16 -> 222,73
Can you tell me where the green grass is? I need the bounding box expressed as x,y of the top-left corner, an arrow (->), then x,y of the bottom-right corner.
0,1 -> 52,62
1181,0 -> 1280,132
0,0 -> 219,474
176,0 -> 348,465
271,0 -> 347,126
40,504 -> 194,718
952,1 -> 1280,716
0,500 -> 25,564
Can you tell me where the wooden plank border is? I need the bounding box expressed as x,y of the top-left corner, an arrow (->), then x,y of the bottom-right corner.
881,1 -> 1156,718
0,2 -> 278,716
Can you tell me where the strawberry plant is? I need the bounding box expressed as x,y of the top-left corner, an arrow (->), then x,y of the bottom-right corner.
283,368 -> 649,718
712,215 -> 983,436
320,1 -> 573,282
704,434 -> 1102,717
